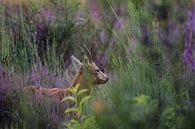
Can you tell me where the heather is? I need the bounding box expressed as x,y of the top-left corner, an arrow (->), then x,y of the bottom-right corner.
1,0 -> 195,129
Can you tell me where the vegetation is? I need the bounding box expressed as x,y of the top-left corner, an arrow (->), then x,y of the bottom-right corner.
1,0 -> 195,129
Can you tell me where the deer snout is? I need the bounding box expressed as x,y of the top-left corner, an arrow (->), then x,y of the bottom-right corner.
102,72 -> 109,82
96,71 -> 109,84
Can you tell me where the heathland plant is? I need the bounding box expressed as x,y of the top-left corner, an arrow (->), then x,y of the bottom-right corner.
63,84 -> 98,129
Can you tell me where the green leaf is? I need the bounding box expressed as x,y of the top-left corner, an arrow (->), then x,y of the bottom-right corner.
63,122 -> 72,129
133,94 -> 149,105
64,108 -> 78,113
77,89 -> 89,97
61,96 -> 77,103
75,84 -> 80,93
77,107 -> 81,113
79,96 -> 91,107
70,119 -> 78,124
67,84 -> 80,96
67,88 -> 75,94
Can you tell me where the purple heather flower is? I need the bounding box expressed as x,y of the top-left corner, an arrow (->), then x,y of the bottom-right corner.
99,31 -> 105,43
95,53 -> 108,71
156,20 -> 180,45
31,62 -> 50,87
114,18 -> 123,31
41,8 -> 55,23
99,53 -> 108,65
57,5 -> 64,12
76,10 -> 81,18
0,65 -> 16,126
5,5 -> 11,16
54,77 -> 68,88
88,0 -> 101,22
13,5 -> 20,14
89,0 -> 99,16
187,8 -> 195,31
115,6 -> 125,17
167,20 -> 180,43
33,8 -> 55,30
115,8 -> 122,17
114,6 -> 125,31
109,36 -> 116,47
36,24 -> 48,42
182,7 -> 195,70
30,62 -> 68,88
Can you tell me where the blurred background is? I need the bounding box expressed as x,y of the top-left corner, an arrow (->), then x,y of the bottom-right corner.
1,0 -> 195,129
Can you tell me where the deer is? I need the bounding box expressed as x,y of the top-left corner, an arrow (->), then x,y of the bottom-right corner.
23,45 -> 109,102
21,46 -> 109,125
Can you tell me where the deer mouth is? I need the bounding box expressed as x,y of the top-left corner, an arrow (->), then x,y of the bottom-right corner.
96,77 -> 109,84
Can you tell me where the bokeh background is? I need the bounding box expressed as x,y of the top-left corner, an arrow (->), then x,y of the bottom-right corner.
1,0 -> 195,129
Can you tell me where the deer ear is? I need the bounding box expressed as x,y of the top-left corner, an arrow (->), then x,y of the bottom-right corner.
71,55 -> 82,66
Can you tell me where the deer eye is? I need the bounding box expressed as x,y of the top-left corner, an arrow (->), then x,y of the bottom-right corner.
96,69 -> 100,72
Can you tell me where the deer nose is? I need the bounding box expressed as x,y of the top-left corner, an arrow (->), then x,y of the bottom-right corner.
106,77 -> 109,81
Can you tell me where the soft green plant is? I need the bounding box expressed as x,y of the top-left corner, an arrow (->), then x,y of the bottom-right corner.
131,94 -> 158,122
62,84 -> 98,129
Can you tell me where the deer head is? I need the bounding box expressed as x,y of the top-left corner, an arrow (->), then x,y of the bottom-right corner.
70,45 -> 109,88
82,55 -> 109,84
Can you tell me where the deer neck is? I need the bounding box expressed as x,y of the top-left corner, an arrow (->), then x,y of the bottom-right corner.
70,66 -> 84,88
69,66 -> 93,93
